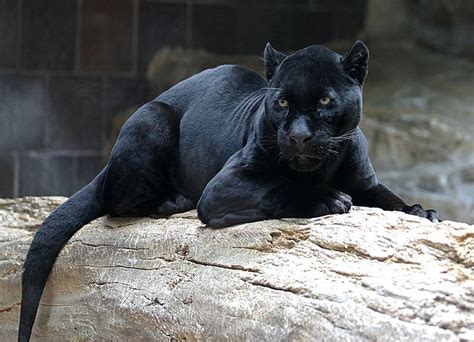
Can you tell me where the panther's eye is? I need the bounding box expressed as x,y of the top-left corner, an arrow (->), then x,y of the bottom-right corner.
278,99 -> 288,108
319,97 -> 331,106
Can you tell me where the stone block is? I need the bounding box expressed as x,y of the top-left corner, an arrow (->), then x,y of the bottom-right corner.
103,77 -> 147,120
309,0 -> 366,9
0,152 -> 15,197
75,154 -> 104,192
0,73 -> 48,150
289,8 -> 335,49
0,0 -> 19,68
80,0 -> 134,72
235,6 -> 293,54
192,4 -> 240,54
138,2 -> 187,72
191,2 -> 362,54
236,0 -> 307,6
45,76 -> 103,150
19,152 -> 76,196
21,0 -> 76,70
331,3 -> 367,40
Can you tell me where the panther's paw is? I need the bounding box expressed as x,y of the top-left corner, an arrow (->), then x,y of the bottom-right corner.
313,189 -> 352,216
155,194 -> 195,217
403,204 -> 440,222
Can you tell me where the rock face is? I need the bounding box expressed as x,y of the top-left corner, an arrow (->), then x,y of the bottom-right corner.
416,0 -> 474,58
362,43 -> 474,224
1,197 -> 473,341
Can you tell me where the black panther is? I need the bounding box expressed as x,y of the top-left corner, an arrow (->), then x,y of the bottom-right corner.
18,41 -> 438,341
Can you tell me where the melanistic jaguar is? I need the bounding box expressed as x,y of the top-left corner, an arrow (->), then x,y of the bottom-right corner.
18,41 -> 438,341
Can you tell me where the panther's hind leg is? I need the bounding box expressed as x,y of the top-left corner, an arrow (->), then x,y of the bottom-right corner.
103,101 -> 186,217
117,193 -> 194,217
154,193 -> 195,217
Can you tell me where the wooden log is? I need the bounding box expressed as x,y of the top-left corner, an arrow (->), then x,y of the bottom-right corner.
1,197 -> 473,341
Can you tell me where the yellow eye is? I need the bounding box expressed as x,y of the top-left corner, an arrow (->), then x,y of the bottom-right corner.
278,99 -> 288,108
319,97 -> 331,106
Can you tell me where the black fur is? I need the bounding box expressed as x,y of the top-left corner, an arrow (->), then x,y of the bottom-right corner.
19,41 -> 439,341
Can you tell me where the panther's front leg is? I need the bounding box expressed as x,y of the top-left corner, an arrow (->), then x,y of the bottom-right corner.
197,152 -> 352,228
351,183 -> 440,222
336,131 -> 440,222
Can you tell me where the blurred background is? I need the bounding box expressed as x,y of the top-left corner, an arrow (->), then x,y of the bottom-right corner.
0,0 -> 473,222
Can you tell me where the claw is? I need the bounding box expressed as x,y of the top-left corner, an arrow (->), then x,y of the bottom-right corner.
403,204 -> 440,222
313,189 -> 353,216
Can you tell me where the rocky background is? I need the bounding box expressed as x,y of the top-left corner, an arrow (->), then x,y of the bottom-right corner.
0,0 -> 473,223
1,197 -> 473,340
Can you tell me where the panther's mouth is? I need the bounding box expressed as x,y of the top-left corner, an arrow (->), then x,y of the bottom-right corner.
289,153 -> 326,172
293,153 -> 322,160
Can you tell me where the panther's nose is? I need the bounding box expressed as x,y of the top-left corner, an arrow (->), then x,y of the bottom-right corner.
288,132 -> 313,148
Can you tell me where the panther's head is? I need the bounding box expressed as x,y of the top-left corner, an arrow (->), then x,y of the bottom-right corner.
262,41 -> 369,172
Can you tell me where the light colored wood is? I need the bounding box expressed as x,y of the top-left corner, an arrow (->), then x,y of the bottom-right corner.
1,197 -> 473,341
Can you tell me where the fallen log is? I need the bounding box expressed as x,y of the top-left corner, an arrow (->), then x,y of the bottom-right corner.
1,197 -> 473,341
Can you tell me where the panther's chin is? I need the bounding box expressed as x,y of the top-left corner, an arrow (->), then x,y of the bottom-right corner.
288,155 -> 325,172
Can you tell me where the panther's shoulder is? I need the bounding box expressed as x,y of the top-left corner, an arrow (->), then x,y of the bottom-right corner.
212,64 -> 266,84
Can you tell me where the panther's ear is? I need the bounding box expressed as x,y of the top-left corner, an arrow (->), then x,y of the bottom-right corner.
264,42 -> 287,81
342,40 -> 369,85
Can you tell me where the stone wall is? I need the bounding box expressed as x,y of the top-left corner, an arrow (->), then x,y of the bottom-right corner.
362,43 -> 474,224
0,0 -> 366,198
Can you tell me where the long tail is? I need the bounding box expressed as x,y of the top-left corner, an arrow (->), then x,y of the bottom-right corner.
18,170 -> 107,342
